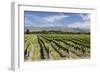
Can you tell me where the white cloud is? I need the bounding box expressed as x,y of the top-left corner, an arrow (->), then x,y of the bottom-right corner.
30,13 -> 69,27
67,14 -> 90,29
43,13 -> 69,22
67,21 -> 90,29
40,23 -> 55,27
25,12 -> 90,28
79,14 -> 90,21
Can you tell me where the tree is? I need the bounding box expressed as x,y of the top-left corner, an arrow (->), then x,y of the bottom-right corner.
26,29 -> 30,34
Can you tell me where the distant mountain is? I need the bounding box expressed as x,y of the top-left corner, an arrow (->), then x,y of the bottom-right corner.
24,26 -> 90,33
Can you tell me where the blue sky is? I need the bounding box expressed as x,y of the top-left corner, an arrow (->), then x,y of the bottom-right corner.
24,11 -> 90,29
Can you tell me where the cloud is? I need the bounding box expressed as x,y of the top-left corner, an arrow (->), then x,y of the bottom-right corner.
67,21 -> 90,29
66,14 -> 90,29
24,11 -> 90,29
40,23 -> 55,27
79,14 -> 90,21
24,14 -> 45,27
26,13 -> 69,27
43,13 -> 69,23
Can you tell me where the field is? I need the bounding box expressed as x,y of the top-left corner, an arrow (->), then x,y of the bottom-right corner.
24,32 -> 90,61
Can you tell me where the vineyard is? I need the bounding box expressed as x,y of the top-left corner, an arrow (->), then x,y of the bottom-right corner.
24,33 -> 90,61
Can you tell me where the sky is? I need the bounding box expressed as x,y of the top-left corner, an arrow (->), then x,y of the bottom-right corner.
24,11 -> 90,29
